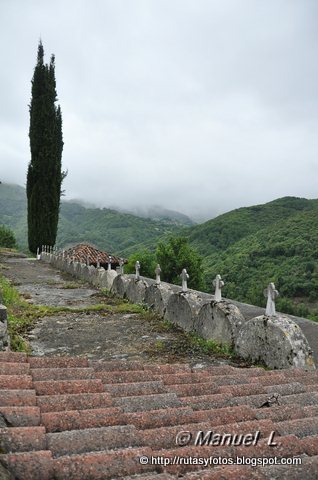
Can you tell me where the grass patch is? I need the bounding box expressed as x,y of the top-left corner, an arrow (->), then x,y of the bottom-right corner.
1,276 -> 24,306
155,319 -> 180,333
45,279 -> 59,286
60,282 -> 82,289
32,304 -> 114,315
0,276 -> 33,352
186,332 -> 233,356
113,303 -> 146,314
143,319 -> 235,360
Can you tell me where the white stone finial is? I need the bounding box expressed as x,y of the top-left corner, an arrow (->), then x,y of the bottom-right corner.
135,261 -> 141,280
180,268 -> 189,292
264,282 -> 279,316
119,258 -> 124,275
155,264 -> 161,285
108,255 -> 112,271
62,250 -> 65,259
96,255 -> 100,269
213,274 -> 224,302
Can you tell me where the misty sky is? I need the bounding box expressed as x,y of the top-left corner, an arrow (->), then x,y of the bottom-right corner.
1,0 -> 318,220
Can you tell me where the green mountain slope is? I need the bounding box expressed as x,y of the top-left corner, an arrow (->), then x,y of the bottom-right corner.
187,196 -> 318,255
0,183 -> 184,254
0,183 -> 27,247
57,202 -> 185,255
187,197 -> 318,319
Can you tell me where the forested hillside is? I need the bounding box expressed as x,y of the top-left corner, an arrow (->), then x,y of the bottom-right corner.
187,197 -> 318,319
57,203 -> 185,255
0,183 -> 185,254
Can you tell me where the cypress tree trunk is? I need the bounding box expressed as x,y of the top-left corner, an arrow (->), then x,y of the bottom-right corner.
27,42 -> 65,254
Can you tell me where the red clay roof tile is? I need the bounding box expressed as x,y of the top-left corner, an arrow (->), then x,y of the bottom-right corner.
41,407 -> 124,433
0,406 -> 41,427
0,354 -> 317,479
64,243 -> 126,267
37,392 -> 113,413
0,390 -> 36,407
31,367 -> 96,381
0,363 -> 30,376
0,375 -> 33,390
33,379 -> 104,395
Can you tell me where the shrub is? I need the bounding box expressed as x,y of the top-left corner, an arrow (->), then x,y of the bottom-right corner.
0,225 -> 16,248
126,249 -> 157,278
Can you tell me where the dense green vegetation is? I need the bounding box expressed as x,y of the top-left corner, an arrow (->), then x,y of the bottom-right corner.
57,203 -> 185,255
187,196 -> 318,255
126,237 -> 205,290
125,249 -> 158,278
0,225 -> 16,248
27,42 -> 65,253
156,237 -> 204,290
186,197 -> 318,319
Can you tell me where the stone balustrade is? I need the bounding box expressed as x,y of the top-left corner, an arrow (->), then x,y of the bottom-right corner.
38,249 -> 316,370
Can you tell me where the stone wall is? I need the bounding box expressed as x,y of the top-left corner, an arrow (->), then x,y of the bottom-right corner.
40,251 -> 316,370
0,304 -> 9,351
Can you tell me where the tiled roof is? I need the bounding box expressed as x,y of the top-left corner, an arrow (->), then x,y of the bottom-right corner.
64,244 -> 126,267
0,352 -> 318,479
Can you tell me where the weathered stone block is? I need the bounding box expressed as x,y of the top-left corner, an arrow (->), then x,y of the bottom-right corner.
111,274 -> 134,298
126,278 -> 153,304
64,259 -> 73,274
87,265 -> 96,282
99,270 -> 117,290
165,291 -> 211,332
91,268 -> 105,287
144,283 -> 177,316
55,257 -> 61,270
73,261 -> 81,277
81,265 -> 90,282
235,314 -> 316,370
195,300 -> 245,346
0,305 -> 9,351
0,304 -> 7,323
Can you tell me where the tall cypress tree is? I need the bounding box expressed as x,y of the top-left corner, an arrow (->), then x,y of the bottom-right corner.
27,41 -> 65,253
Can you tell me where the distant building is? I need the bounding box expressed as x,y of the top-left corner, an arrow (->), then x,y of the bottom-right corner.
64,243 -> 127,269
